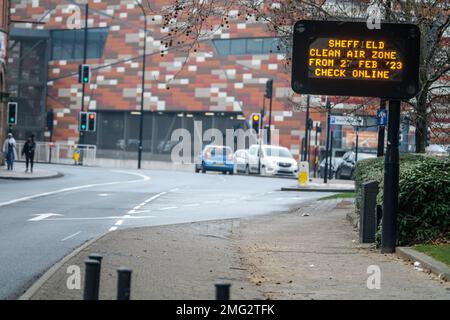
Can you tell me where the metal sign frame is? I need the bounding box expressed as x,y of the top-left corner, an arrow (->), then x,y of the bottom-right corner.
291,20 -> 420,99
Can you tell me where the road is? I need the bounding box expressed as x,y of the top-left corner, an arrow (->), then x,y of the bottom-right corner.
0,164 -> 330,299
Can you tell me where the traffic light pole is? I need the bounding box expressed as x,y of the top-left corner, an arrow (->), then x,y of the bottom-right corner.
137,3 -> 147,170
268,95 -> 273,145
314,124 -> 319,178
355,126 -> 359,162
303,95 -> 310,161
79,4 -> 89,147
381,100 -> 401,253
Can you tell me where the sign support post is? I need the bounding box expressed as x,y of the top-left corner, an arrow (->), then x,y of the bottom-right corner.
290,20 -> 420,253
303,95 -> 310,161
381,100 -> 401,253
324,98 -> 331,184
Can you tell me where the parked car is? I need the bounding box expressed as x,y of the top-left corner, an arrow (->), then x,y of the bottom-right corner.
334,151 -> 376,180
318,157 -> 344,179
233,149 -> 249,174
247,145 -> 298,177
195,145 -> 235,174
426,144 -> 449,157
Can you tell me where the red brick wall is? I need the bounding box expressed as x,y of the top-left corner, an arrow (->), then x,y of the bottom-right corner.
10,0 -> 384,155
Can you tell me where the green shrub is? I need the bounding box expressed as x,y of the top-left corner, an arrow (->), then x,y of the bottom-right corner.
354,154 -> 450,246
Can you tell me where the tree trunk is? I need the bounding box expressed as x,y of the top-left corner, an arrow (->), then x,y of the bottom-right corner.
415,92 -> 428,153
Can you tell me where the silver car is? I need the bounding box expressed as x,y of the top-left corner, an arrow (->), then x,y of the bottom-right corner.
233,149 -> 250,174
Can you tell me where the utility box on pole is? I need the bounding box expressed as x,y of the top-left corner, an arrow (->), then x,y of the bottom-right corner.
360,181 -> 379,243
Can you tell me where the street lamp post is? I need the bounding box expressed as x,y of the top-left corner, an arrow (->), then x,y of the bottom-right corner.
136,1 -> 147,169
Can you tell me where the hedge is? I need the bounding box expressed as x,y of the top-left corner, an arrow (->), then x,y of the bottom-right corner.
354,154 -> 450,246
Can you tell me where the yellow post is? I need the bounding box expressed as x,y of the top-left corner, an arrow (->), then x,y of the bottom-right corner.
298,161 -> 309,186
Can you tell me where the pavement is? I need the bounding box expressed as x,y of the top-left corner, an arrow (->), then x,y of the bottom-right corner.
0,162 -> 63,180
0,163 -> 331,299
281,178 -> 355,192
23,198 -> 450,300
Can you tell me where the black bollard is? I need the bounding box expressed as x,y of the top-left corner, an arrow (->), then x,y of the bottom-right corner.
215,282 -> 231,300
83,259 -> 100,300
117,268 -> 132,300
88,253 -> 103,264
88,253 -> 103,298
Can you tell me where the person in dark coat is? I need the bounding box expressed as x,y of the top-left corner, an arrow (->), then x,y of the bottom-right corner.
22,135 -> 36,173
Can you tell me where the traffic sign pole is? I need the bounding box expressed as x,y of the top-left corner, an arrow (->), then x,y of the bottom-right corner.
377,100 -> 387,157
324,98 -> 331,184
381,100 -> 401,253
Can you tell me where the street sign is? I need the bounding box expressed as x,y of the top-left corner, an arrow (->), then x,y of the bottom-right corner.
291,20 -> 420,99
330,115 -> 363,126
377,109 -> 388,126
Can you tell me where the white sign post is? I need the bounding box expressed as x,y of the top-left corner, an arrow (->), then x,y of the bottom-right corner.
330,116 -> 364,127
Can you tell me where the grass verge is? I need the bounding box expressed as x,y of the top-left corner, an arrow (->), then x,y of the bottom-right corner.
319,192 -> 356,201
414,244 -> 450,267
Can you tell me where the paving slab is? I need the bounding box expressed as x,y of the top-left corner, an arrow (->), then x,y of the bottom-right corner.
0,163 -> 63,180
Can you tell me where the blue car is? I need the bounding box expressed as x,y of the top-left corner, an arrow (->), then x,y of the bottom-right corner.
195,145 -> 235,175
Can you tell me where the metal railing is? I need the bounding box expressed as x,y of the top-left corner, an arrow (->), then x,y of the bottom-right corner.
14,141 -> 97,166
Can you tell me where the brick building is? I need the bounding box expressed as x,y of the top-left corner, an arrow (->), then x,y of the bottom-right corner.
7,0 -> 398,163
0,0 -> 9,155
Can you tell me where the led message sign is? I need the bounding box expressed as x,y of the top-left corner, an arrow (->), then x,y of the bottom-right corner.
291,21 -> 420,99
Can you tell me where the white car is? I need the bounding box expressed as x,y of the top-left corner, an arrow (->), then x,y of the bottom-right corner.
247,145 -> 298,177
233,149 -> 249,174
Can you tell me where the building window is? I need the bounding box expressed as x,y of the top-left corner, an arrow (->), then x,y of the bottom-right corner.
51,28 -> 108,60
213,37 -> 284,56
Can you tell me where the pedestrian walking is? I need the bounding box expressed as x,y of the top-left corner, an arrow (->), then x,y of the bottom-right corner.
3,133 -> 17,171
22,135 -> 36,173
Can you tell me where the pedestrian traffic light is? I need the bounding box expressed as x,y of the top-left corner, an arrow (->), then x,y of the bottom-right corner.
7,102 -> 18,125
88,112 -> 96,132
265,79 -> 273,99
250,113 -> 261,134
79,64 -> 91,84
80,112 -> 88,131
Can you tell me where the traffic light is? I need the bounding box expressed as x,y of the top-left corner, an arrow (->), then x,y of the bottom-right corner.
79,64 -> 91,84
80,112 -> 88,131
265,79 -> 273,99
88,112 -> 96,132
250,113 -> 261,134
46,109 -> 54,131
7,102 -> 18,125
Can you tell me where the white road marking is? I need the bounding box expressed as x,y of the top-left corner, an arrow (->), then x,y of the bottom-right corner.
28,213 -> 63,222
159,207 -> 178,211
109,191 -> 167,232
170,188 -> 179,192
45,215 -> 156,221
97,193 -> 110,197
204,200 -> 220,204
61,231 -> 81,242
144,192 -> 166,204
183,204 -> 201,207
0,171 -> 151,208
127,209 -> 150,214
